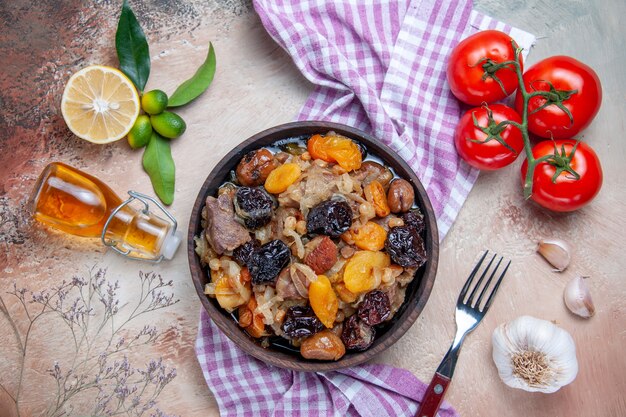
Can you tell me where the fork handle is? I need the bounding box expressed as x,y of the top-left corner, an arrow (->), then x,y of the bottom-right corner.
415,372 -> 451,417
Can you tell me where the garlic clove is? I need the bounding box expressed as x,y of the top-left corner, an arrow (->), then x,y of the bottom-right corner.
537,239 -> 571,272
492,316 -> 578,393
564,276 -> 595,318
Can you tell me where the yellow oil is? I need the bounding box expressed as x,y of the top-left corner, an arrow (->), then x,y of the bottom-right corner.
31,162 -> 170,258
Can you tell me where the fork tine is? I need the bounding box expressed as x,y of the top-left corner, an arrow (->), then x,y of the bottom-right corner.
482,260 -> 511,312
457,251 -> 489,303
465,253 -> 497,306
475,256 -> 503,308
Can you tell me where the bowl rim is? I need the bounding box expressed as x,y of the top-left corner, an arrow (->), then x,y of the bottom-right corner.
187,120 -> 439,372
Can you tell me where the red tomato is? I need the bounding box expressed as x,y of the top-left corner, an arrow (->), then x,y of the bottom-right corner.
454,104 -> 524,170
521,140 -> 602,212
515,56 -> 602,138
447,30 -> 522,105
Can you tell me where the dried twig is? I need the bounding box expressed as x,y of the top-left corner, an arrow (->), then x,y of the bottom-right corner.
0,268 -> 180,417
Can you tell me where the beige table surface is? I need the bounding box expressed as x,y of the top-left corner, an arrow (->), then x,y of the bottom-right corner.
1,0 -> 625,416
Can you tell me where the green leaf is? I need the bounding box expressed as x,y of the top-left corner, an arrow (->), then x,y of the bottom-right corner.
168,43 -> 216,107
115,0 -> 150,91
143,133 -> 175,205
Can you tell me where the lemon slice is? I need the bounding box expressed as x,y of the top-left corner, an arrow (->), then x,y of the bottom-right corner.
61,65 -> 140,144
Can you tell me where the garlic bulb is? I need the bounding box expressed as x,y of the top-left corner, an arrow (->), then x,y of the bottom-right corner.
564,276 -> 595,318
492,316 -> 578,393
537,239 -> 571,271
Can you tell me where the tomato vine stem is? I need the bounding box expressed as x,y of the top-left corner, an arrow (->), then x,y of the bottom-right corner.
482,45 -> 550,199
508,48 -> 539,199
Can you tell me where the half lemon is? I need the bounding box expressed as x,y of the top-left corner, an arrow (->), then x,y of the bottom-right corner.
61,65 -> 140,144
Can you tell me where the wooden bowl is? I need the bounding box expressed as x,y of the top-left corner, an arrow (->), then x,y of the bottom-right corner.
188,121 -> 439,372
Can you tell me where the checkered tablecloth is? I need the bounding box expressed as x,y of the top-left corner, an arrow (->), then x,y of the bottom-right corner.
196,1 -> 535,415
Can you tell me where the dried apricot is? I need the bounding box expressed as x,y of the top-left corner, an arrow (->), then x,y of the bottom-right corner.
239,297 -> 267,338
364,180 -> 390,217
215,270 -> 252,312
308,134 -> 332,161
240,267 -> 251,283
237,304 -> 253,328
343,251 -> 390,293
334,282 -> 358,303
264,163 -> 302,194
309,275 -> 339,328
307,134 -> 362,171
352,221 -> 387,251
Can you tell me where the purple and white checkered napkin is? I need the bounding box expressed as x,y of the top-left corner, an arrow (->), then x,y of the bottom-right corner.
196,1 -> 534,416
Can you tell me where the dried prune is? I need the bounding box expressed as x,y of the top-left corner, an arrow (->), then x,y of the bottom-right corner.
232,239 -> 261,266
248,240 -> 291,285
234,187 -> 275,229
282,306 -> 325,339
402,210 -> 425,235
358,290 -> 391,326
306,200 -> 353,237
341,315 -> 375,351
385,226 -> 427,268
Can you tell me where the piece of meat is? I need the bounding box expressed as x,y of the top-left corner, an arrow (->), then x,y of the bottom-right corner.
276,263 -> 316,300
269,206 -> 299,245
275,267 -> 302,300
204,194 -> 251,255
304,236 -> 338,274
290,264 -> 316,297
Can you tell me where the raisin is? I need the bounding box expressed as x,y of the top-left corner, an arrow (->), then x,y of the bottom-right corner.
248,240 -> 291,285
358,290 -> 391,326
341,315 -> 375,351
385,226 -> 427,268
234,187 -> 275,229
232,239 -> 261,266
306,200 -> 353,237
402,210 -> 425,235
282,306 -> 325,339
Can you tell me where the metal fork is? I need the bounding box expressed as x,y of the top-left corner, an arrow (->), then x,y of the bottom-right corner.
415,251 -> 511,417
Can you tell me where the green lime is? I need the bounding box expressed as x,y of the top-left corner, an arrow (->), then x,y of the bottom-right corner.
150,111 -> 186,139
141,89 -> 168,115
127,115 -> 152,149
